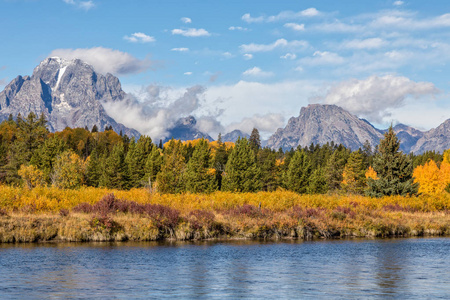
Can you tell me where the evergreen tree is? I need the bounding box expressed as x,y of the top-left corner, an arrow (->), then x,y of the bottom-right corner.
367,126 -> 418,197
184,139 -> 217,193
125,136 -> 153,188
308,167 -> 328,194
286,149 -> 312,194
213,134 -> 229,190
258,148 -> 279,191
249,128 -> 261,151
144,145 -> 163,188
156,139 -> 186,193
325,146 -> 350,191
85,147 -> 102,187
99,142 -> 128,189
30,135 -> 67,183
91,124 -> 98,133
222,138 -> 261,192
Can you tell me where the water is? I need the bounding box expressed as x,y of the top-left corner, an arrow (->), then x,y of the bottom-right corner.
0,238 -> 449,299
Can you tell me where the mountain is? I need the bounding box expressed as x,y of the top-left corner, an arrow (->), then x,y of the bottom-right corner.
410,119 -> 450,154
222,129 -> 249,143
392,124 -> 424,153
164,116 -> 213,142
266,104 -> 383,151
0,57 -> 140,137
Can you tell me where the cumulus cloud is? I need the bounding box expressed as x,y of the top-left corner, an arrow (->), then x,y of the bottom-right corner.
171,28 -> 211,37
181,17 -> 192,24
242,8 -> 320,23
280,53 -> 297,60
63,0 -> 94,11
103,85 -> 206,140
313,75 -> 440,123
240,38 -> 309,53
229,26 -> 249,31
49,47 -> 154,75
123,32 -> 155,43
226,113 -> 285,135
243,53 -> 253,60
171,47 -> 189,52
242,67 -> 274,77
393,1 -> 404,6
284,23 -> 305,31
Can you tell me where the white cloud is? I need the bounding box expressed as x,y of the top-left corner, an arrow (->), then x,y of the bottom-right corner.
370,11 -> 450,30
243,53 -> 253,60
241,13 -> 264,23
123,32 -> 155,43
184,72 -> 193,76
299,51 -> 345,66
63,0 -> 94,11
242,67 -> 274,77
104,85 -> 206,140
229,26 -> 249,31
284,23 -> 305,31
242,8 -> 321,23
49,47 -> 153,75
181,17 -> 192,24
393,1 -> 404,6
222,52 -> 233,58
171,47 -> 189,52
341,38 -> 386,49
171,28 -> 211,37
240,38 -> 309,53
280,53 -> 297,60
314,75 -> 439,123
226,113 -> 285,135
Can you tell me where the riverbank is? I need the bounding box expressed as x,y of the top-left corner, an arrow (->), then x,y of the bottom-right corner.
0,190 -> 449,242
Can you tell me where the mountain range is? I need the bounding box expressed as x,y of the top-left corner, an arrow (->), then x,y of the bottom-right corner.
1,57 -> 450,154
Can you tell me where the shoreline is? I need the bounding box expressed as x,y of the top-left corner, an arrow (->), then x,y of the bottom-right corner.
1,210 -> 449,243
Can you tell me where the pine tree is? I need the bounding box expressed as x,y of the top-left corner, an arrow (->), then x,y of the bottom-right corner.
30,135 -> 67,183
99,142 -> 127,189
184,139 -> 217,193
144,145 -> 163,188
258,148 -> 279,191
86,147 -> 102,187
367,126 -> 418,197
213,134 -> 229,190
286,149 -> 312,194
222,138 -> 261,192
156,139 -> 186,193
249,128 -> 261,151
325,146 -> 350,191
308,167 -> 328,194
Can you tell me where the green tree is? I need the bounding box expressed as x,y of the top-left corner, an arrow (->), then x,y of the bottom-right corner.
325,146 -> 350,191
30,135 -> 67,183
286,149 -> 312,194
258,148 -> 279,191
367,126 -> 418,197
222,138 -> 261,192
99,142 -> 128,189
249,128 -> 261,151
308,167 -> 328,194
156,139 -> 186,193
85,147 -> 102,187
144,145 -> 163,188
184,139 -> 217,193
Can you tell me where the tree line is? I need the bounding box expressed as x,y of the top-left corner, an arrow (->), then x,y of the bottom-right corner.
0,113 -> 445,196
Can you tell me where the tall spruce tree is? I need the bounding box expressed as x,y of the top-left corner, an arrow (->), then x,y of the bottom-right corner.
286,149 -> 312,194
144,146 -> 163,188
249,128 -> 261,151
222,137 -> 261,192
30,135 -> 67,183
367,126 -> 418,197
184,139 -> 217,193
99,142 -> 127,189
341,151 -> 366,194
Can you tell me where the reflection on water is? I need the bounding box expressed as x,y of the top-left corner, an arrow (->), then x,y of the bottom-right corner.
0,238 -> 449,299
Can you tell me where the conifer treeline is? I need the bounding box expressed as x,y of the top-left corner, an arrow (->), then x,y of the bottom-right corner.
0,113 -> 443,196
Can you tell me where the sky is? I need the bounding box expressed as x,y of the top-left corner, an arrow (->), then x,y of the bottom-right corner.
1,0 -> 450,139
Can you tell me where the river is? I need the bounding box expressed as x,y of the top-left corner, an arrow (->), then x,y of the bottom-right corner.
0,238 -> 449,299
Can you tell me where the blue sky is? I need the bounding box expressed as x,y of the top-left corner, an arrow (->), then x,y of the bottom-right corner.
1,0 -> 450,138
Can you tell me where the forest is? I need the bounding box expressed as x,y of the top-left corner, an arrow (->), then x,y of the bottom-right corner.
1,113 -> 450,242
0,112 -> 447,196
